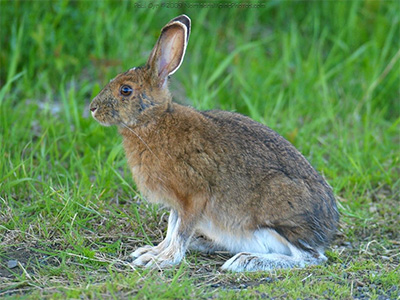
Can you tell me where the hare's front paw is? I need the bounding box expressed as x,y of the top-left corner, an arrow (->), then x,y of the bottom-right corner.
131,247 -> 184,268
130,245 -> 160,260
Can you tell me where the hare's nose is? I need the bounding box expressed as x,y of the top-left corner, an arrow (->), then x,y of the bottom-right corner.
90,106 -> 97,112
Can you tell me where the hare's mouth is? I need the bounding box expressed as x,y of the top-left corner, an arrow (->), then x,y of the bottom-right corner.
91,111 -> 115,127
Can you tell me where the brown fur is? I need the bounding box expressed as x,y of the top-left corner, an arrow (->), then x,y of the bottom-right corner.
89,15 -> 339,270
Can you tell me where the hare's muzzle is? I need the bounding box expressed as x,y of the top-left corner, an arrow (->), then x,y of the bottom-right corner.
89,102 -> 98,117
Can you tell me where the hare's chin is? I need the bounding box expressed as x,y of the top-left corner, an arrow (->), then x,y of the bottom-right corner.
98,120 -> 113,127
93,117 -> 113,127
99,122 -> 112,127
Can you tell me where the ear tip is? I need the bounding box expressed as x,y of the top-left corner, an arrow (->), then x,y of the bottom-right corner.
171,14 -> 191,30
180,14 -> 191,23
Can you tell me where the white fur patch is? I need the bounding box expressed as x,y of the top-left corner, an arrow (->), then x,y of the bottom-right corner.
195,219 -> 292,255
130,210 -> 186,268
221,248 -> 328,272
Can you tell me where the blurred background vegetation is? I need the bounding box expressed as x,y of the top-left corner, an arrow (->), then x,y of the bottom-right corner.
1,0 -> 398,197
0,0 -> 399,298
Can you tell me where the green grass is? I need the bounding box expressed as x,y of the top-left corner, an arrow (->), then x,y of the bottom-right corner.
1,0 -> 399,299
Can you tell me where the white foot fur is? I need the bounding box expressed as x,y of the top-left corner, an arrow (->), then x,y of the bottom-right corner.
221,252 -> 327,272
130,245 -> 159,259
129,209 -> 190,268
130,245 -> 184,268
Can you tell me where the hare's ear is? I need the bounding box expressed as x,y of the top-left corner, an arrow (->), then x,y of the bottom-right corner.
147,15 -> 191,86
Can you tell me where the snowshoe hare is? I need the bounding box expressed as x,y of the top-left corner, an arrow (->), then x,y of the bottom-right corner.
89,15 -> 339,272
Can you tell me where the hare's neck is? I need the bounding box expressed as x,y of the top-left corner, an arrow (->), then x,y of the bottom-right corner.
119,119 -> 160,146
118,106 -> 170,156
119,122 -> 156,168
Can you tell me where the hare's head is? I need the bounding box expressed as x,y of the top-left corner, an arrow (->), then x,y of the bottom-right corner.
89,15 -> 190,127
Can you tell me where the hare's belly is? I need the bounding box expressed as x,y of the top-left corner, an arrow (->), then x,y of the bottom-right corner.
195,219 -> 292,255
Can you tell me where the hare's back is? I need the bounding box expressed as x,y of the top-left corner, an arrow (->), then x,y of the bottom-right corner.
200,109 -> 321,181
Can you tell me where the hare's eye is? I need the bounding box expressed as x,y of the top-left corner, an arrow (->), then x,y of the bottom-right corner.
120,85 -> 133,96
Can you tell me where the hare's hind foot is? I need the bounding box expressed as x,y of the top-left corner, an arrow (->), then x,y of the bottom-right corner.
221,251 -> 327,272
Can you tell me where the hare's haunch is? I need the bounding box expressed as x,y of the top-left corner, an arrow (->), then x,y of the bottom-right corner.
90,15 -> 339,272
